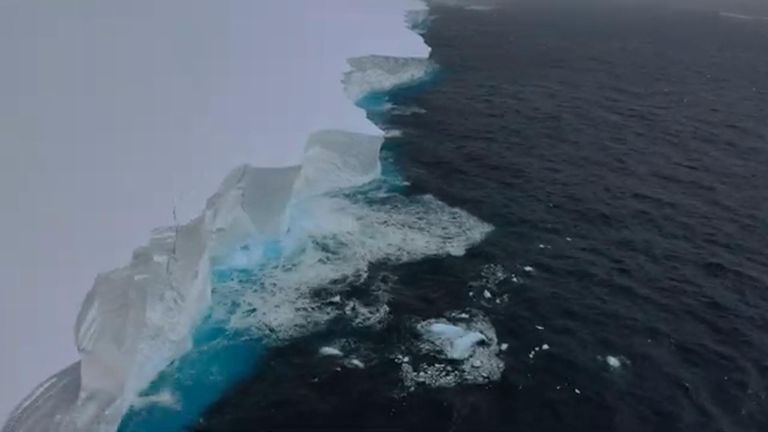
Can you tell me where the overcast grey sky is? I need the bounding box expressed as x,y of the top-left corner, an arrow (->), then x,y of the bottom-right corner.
0,0 -> 427,420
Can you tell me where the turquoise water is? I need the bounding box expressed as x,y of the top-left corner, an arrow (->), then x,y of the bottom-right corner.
117,271 -> 266,431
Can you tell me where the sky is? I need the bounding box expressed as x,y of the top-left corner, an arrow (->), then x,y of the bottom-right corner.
0,0 -> 428,421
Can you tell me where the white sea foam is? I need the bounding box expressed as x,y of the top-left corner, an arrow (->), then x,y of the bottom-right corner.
221,189 -> 491,341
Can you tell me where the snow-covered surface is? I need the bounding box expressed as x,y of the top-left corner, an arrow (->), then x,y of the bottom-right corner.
0,0 -> 433,428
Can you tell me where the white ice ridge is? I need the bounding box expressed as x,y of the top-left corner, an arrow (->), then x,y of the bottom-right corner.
2,1 -> 449,431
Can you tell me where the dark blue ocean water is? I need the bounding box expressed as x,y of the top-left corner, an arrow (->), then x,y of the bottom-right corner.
194,2 -> 768,431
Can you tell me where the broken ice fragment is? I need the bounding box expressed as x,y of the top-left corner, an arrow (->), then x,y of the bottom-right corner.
318,347 -> 344,357
347,359 -> 365,369
605,355 -> 622,368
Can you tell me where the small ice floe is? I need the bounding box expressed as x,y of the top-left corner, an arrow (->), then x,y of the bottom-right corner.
403,311 -> 505,390
328,295 -> 342,304
500,343 -> 509,352
574,388 -> 581,395
483,290 -> 493,299
600,355 -> 627,369
133,274 -> 149,281
535,325 -> 545,330
528,344 -> 550,359
152,254 -> 168,264
346,359 -> 365,369
538,244 -> 552,249
318,347 -> 344,357
523,266 -> 535,273
344,300 -> 390,329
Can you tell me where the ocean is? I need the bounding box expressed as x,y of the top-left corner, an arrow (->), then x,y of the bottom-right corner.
158,2 -> 768,431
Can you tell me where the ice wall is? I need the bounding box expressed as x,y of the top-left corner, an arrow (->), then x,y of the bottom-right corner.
0,0 -> 429,423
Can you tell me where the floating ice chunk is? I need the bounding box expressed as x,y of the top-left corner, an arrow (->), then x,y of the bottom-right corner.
542,344 -> 550,351
421,322 -> 487,360
318,347 -> 344,357
500,343 -> 509,352
450,332 -> 488,360
347,359 -> 365,369
523,266 -> 535,273
602,355 -> 628,369
483,290 -> 492,299
574,388 -> 581,395
404,311 -> 504,390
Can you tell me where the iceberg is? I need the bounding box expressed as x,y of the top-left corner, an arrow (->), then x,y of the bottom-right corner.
3,1 -> 494,431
